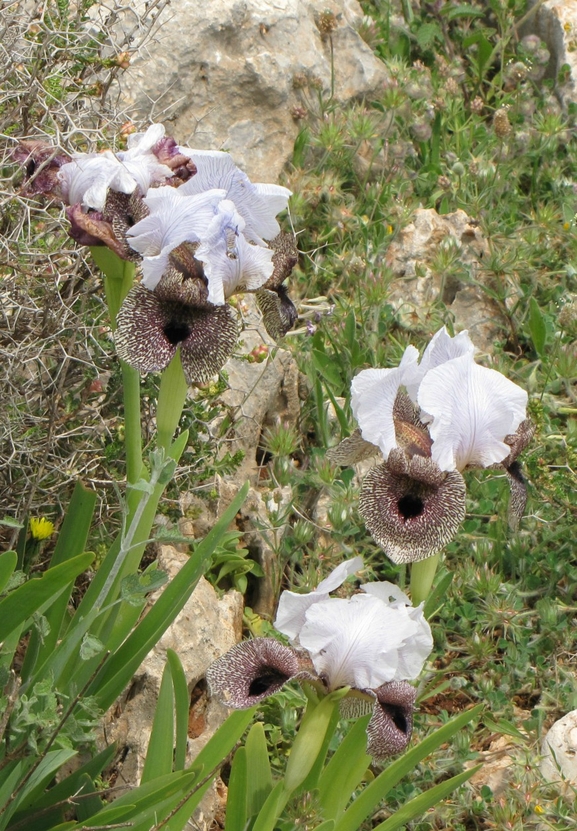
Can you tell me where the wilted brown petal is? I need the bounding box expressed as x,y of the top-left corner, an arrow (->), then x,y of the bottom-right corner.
326,429 -> 381,466
152,136 -> 197,182
366,681 -> 416,759
359,453 -> 466,563
13,140 -> 70,198
505,460 -> 529,530
255,286 -> 298,340
206,638 -> 306,709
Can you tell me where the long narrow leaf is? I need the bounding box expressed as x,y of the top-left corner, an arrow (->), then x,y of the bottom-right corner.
141,662 -> 175,783
0,550 -> 17,595
372,766 -> 482,831
167,649 -> 190,772
0,554 -> 94,642
88,482 -> 249,711
245,723 -> 273,816
225,747 -> 248,831
334,704 -> 483,831
318,716 -> 371,820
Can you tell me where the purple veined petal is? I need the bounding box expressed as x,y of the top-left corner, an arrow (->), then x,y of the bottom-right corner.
274,556 -> 363,642
206,638 -> 307,709
179,149 -> 291,243
366,681 -> 417,759
419,353 -> 528,472
351,346 -> 420,460
194,201 -> 274,305
405,326 -> 475,403
127,187 -> 227,290
298,594 -> 422,690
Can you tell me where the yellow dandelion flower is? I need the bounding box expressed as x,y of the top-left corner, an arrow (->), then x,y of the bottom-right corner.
29,517 -> 55,541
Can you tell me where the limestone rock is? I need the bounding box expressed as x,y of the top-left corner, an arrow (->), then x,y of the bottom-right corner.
540,709 -> 577,788
101,549 -> 243,804
384,209 -> 511,353
526,0 -> 577,108
109,0 -> 388,180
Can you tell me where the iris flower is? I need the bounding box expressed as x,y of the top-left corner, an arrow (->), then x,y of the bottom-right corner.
207,557 -> 432,759
329,328 -> 534,563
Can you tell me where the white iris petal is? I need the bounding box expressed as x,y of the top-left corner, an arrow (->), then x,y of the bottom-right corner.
179,150 -> 291,243
405,326 -> 475,404
194,200 -> 274,305
274,556 -> 363,641
419,353 -> 528,471
127,187 -> 227,289
351,346 -> 419,460
298,594 -> 421,689
60,152 -> 137,210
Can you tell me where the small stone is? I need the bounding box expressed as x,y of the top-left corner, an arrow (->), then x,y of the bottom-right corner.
540,710 -> 577,787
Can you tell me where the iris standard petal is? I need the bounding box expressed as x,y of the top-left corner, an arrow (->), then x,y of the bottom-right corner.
419,353 -> 528,472
195,201 -> 274,304
297,594 -> 420,690
205,638 -> 305,709
359,452 -> 467,563
274,556 -> 363,641
405,326 -> 475,403
351,346 -> 420,460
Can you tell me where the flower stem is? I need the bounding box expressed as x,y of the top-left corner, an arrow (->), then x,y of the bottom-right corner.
89,247 -> 143,484
410,553 -> 440,607
156,350 -> 189,451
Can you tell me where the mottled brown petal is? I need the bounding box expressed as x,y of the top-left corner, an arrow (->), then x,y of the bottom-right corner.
394,420 -> 433,458
505,460 -> 529,530
502,418 -> 536,465
157,259 -> 209,307
393,392 -> 422,427
180,304 -> 240,383
255,287 -> 298,340
206,638 -> 305,709
66,205 -> 112,249
115,285 -> 177,372
326,429 -> 381,466
366,681 -> 416,759
263,232 -> 299,290
359,459 -> 466,563
103,190 -> 149,261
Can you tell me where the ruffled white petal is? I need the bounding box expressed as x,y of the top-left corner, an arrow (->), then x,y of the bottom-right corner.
316,555 -> 364,593
360,581 -> 411,608
274,556 -> 363,641
179,150 -> 291,243
122,123 -> 166,154
351,346 -> 419,460
405,326 -> 475,403
59,152 -> 137,210
298,594 -> 421,689
419,353 -> 528,471
194,200 -> 274,304
127,188 -> 227,290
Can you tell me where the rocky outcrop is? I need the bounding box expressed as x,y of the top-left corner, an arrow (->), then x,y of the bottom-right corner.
526,0 -> 577,108
384,209 -> 513,353
107,0 -> 388,180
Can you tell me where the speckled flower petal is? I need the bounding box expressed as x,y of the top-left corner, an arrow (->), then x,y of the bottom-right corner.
351,346 -> 420,460
179,303 -> 239,383
326,429 -> 381,466
419,353 -> 528,472
206,638 -> 307,709
359,453 -> 467,563
255,286 -> 298,339
115,285 -> 178,372
366,681 -> 417,759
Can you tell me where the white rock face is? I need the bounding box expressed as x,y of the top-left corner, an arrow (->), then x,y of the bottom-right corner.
540,710 -> 577,787
527,0 -> 577,107
384,208 -> 514,353
111,0 -> 388,179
